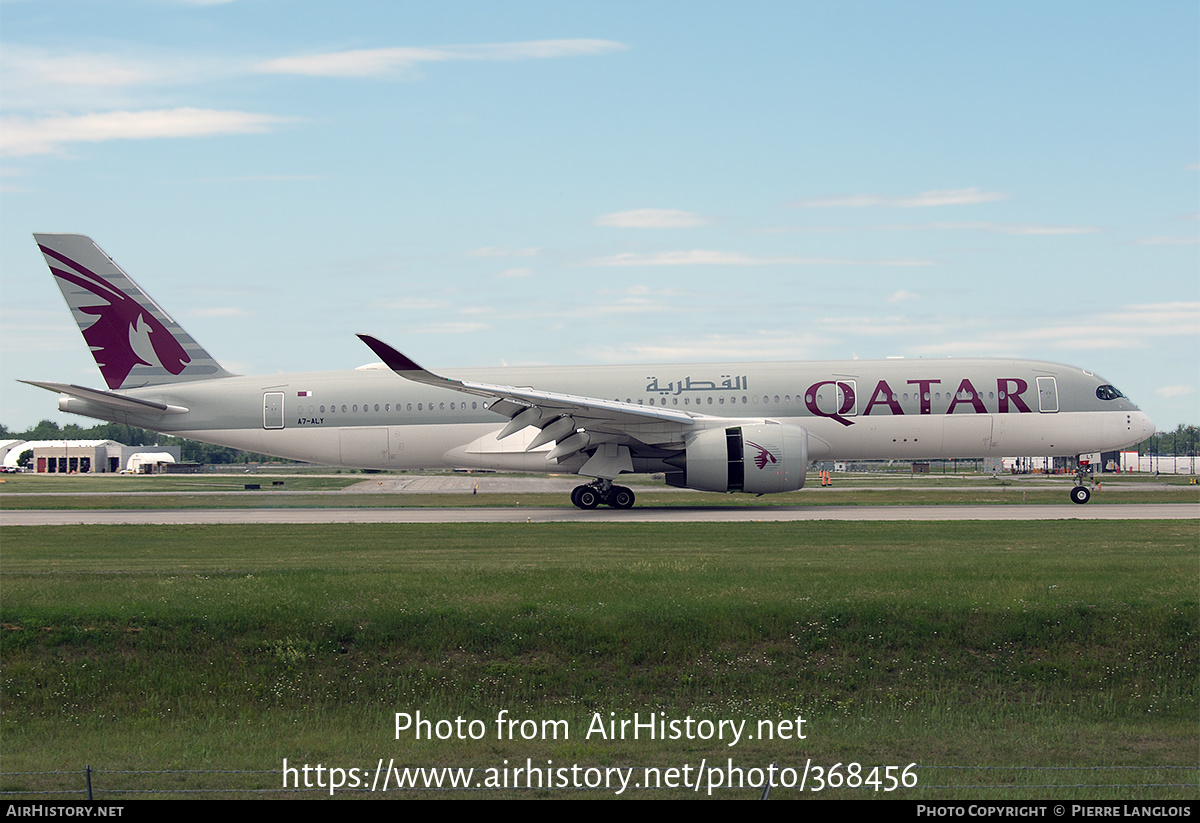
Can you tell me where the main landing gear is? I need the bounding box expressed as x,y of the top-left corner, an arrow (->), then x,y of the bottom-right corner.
570,480 -> 636,509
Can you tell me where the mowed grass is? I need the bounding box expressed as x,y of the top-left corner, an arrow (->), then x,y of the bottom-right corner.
1,521 -> 1196,799
3,486 -> 1198,510
3,469 -> 1198,511
0,473 -> 359,494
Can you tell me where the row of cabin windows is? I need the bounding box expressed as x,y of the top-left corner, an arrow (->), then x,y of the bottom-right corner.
620,390 -> 1005,407
298,389 -> 1006,415
299,401 -> 484,415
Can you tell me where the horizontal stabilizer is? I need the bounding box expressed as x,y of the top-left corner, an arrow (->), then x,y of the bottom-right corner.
19,380 -> 189,415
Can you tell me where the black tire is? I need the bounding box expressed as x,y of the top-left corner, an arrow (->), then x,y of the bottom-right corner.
1070,486 -> 1091,505
576,488 -> 601,509
570,486 -> 586,509
608,486 -> 635,509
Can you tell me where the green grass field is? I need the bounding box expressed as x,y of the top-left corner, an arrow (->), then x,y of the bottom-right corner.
2,519 -> 1196,799
2,469 -> 1197,510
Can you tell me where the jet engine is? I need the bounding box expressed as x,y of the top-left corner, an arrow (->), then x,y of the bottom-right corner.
665,423 -> 809,494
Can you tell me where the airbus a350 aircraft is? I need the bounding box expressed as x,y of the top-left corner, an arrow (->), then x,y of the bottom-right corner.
24,234 -> 1154,508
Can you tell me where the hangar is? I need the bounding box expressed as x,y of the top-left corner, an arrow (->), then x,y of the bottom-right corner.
0,440 -> 182,474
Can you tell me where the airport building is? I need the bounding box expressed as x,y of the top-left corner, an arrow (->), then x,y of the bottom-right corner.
0,440 -> 182,474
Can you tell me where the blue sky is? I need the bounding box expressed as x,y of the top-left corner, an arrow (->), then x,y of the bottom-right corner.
2,1 -> 1197,433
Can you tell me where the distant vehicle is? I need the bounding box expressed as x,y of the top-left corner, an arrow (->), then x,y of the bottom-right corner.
24,233 -> 1154,508
0,466 -> 21,474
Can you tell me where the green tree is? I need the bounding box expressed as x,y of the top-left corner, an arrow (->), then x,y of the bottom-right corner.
22,420 -> 62,440
1137,424 -> 1199,455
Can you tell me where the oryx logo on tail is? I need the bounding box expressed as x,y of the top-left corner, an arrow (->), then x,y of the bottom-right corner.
41,244 -> 190,389
35,233 -> 231,390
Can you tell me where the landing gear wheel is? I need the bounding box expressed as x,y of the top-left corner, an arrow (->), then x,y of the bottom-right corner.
575,487 -> 601,509
607,486 -> 635,509
1070,485 -> 1091,505
570,485 -> 586,509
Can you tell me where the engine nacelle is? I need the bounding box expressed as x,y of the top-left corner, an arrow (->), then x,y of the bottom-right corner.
665,423 -> 809,494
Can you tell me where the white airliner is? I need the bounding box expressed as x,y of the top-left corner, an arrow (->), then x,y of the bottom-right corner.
24,233 -> 1154,507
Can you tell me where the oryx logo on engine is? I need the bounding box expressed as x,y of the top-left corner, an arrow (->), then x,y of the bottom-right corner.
745,440 -> 777,470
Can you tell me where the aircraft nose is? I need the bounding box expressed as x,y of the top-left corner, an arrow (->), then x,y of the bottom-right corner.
1134,411 -> 1155,442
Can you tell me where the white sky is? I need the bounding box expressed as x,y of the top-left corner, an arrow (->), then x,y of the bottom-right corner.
1,1 -> 1197,431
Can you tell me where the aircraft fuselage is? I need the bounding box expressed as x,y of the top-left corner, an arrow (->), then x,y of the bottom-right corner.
56,357 -> 1152,472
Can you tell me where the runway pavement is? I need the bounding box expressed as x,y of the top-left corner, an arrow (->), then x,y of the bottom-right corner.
2,503 -> 1196,525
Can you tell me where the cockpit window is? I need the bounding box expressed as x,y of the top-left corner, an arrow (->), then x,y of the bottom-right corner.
1096,385 -> 1125,401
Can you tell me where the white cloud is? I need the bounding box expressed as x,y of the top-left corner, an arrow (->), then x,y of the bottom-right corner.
789,188 -> 1008,208
0,166 -> 30,192
1133,236 -> 1199,246
468,247 -> 541,258
256,40 -> 627,78
498,268 -> 534,278
1155,385 -> 1195,399
411,322 -> 490,334
883,221 -> 1101,236
378,298 -> 447,311
0,108 -> 293,157
0,46 -> 234,112
593,209 -> 714,228
198,175 -> 323,183
594,330 -> 828,363
2,49 -> 153,89
588,250 -> 933,267
1121,301 -> 1200,327
759,221 -> 1099,236
189,307 -> 248,317
886,290 -> 918,303
909,302 -> 1200,355
580,285 -> 699,316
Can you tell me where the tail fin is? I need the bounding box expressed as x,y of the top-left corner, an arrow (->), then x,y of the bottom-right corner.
34,233 -> 232,390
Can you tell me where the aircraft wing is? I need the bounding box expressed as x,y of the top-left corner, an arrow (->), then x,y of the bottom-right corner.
357,334 -> 698,461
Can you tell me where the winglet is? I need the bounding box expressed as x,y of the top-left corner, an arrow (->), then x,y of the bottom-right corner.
356,334 -> 425,373
356,334 -> 507,401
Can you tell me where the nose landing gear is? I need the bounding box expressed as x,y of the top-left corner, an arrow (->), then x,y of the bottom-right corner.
1070,462 -> 1093,504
